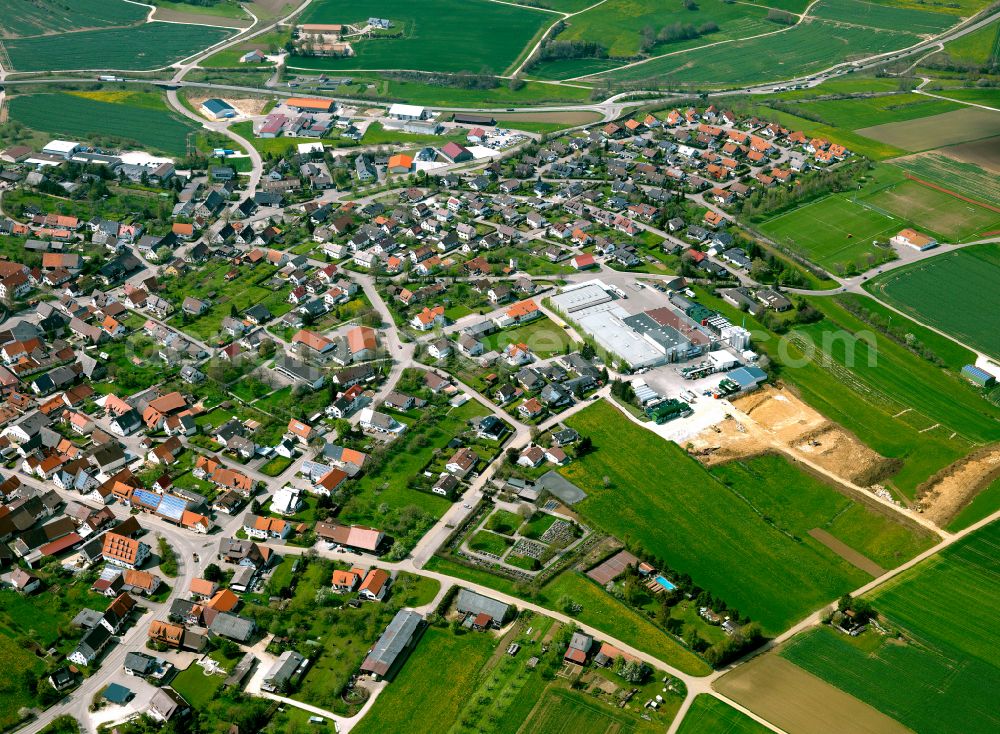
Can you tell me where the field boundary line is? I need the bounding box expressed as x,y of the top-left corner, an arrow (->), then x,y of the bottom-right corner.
903,173 -> 1000,214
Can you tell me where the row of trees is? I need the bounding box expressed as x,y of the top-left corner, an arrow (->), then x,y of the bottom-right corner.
837,296 -> 946,366
740,159 -> 873,220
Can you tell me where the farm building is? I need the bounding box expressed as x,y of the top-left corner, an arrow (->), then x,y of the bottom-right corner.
961,364 -> 995,388
360,610 -> 424,679
285,97 -> 336,113
240,49 -> 267,63
200,99 -> 237,120
454,113 -> 495,126
299,23 -> 343,38
455,589 -> 512,629
42,140 -> 82,159
388,103 -> 429,121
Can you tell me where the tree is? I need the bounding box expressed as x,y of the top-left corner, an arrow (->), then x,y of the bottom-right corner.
837,593 -> 853,612
615,657 -> 649,683
204,563 -> 223,582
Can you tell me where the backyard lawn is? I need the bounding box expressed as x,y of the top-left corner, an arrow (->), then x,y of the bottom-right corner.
481,316 -> 577,358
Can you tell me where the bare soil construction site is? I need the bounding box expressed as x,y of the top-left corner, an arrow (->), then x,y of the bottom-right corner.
916,443 -> 1000,525
689,384 -> 897,488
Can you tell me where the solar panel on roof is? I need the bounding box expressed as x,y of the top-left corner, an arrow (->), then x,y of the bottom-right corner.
157,494 -> 187,522
132,489 -> 161,510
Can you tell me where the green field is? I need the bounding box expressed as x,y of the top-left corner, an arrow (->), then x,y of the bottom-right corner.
521,688 -> 647,734
8,92 -> 198,156
292,0 -> 551,74
758,192 -> 903,273
555,0 -> 773,59
362,121 -> 469,147
810,0 -> 956,34
3,22 -> 233,71
865,244 -> 1000,359
947,478 -> 1000,532
339,398 -> 488,544
0,633 -> 45,731
889,153 -> 1000,206
162,262 -> 292,342
528,57 -> 626,80
882,0 -> 995,14
677,695 -> 771,734
700,287 -> 1000,496
863,178 -> 1000,241
559,401 -> 934,634
781,520 -> 1000,734
934,87 -> 1000,107
855,107 -> 1000,152
288,71 -> 594,107
593,20 -> 919,86
351,628 -> 495,734
711,455 -> 934,570
928,19 -> 1000,65
790,93 -> 960,129
0,0 -> 146,36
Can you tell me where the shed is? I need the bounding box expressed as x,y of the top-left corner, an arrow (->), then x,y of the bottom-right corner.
103,682 -> 133,705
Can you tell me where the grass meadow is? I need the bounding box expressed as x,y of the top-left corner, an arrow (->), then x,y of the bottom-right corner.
285,71 -> 594,107
781,520 -> 1000,734
934,87 -> 1000,108
8,91 -> 197,156
677,695 -> 772,734
689,287 -> 1000,497
555,0 -> 772,58
339,399 -> 488,527
481,316 -> 577,358
809,0 -> 956,34
559,401 -> 929,634
161,262 -> 293,343
947,478 -> 1000,532
3,22 -> 232,71
790,93 -> 960,130
0,633 -> 44,731
594,21 -> 919,86
351,628 -> 495,734
711,455 -> 935,569
171,665 -> 226,708
864,243 -> 1000,359
927,19 -> 999,65
294,0 -> 551,74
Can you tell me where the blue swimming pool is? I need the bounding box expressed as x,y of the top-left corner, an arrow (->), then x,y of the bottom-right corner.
654,575 -> 675,591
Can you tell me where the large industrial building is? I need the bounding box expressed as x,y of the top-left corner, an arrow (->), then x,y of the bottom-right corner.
550,281 -> 749,369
